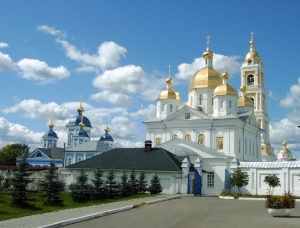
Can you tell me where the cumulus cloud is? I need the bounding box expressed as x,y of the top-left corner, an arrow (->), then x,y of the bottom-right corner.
0,52 -> 15,72
93,65 -> 144,93
0,117 -> 44,149
16,58 -> 70,83
176,54 -> 241,80
279,78 -> 300,108
37,25 -> 67,38
90,91 -> 130,106
0,42 -> 9,48
129,104 -> 156,120
110,116 -> 143,140
3,99 -> 70,120
56,39 -> 126,70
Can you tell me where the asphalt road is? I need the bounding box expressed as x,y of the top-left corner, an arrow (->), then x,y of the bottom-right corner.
63,197 -> 300,228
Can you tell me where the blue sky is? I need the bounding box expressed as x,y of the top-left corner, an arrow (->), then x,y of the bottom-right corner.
1,0 -> 300,158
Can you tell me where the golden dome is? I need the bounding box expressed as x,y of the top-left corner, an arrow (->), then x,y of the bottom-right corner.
203,49 -> 213,59
245,51 -> 261,61
214,83 -> 237,96
238,96 -> 253,107
158,88 -> 180,100
278,140 -> 291,154
189,66 -> 222,90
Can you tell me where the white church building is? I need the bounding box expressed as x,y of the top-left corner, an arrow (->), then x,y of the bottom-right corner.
143,34 -> 300,196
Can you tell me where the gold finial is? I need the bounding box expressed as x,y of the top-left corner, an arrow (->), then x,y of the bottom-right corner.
250,32 -> 255,49
282,139 -> 287,149
77,95 -> 84,114
166,65 -> 173,85
240,86 -> 246,92
105,125 -> 110,133
49,113 -> 55,129
79,110 -> 85,128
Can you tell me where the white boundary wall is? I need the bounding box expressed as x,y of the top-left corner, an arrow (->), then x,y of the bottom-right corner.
230,161 -> 300,196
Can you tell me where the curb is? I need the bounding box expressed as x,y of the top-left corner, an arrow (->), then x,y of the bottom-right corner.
40,195 -> 181,228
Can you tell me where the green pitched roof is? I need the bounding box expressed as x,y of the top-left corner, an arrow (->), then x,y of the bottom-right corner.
66,148 -> 182,172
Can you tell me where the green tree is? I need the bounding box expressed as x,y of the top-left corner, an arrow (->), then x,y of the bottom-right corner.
148,174 -> 162,194
70,167 -> 93,202
229,168 -> 249,192
129,169 -> 139,195
264,175 -> 281,195
10,147 -> 33,207
0,143 -> 30,166
105,169 -> 119,198
91,167 -> 105,200
119,170 -> 130,197
138,171 -> 148,194
39,161 -> 65,205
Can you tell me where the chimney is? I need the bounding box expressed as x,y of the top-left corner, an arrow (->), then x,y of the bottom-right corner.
144,140 -> 152,151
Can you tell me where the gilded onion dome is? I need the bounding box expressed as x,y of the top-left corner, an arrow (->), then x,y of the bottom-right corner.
238,86 -> 253,107
157,68 -> 180,101
189,67 -> 222,90
278,140 -> 291,154
189,37 -> 222,90
244,32 -> 261,62
213,70 -> 237,96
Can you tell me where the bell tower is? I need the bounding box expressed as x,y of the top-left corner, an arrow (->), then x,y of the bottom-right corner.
240,32 -> 275,161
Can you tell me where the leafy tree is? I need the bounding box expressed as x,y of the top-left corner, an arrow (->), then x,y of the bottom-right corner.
105,169 -> 119,198
148,174 -> 162,194
129,169 -> 139,195
0,143 -> 30,166
70,167 -> 93,202
10,147 -> 33,207
119,170 -> 131,197
39,161 -> 65,205
264,175 -> 281,195
138,171 -> 148,193
229,168 -> 249,192
91,167 -> 105,200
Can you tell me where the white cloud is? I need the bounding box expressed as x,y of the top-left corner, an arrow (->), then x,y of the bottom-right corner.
0,42 -> 9,48
56,39 -> 126,70
176,54 -> 241,80
90,91 -> 131,106
129,104 -> 156,120
16,58 -> 70,83
93,65 -> 144,93
3,99 -> 70,120
279,78 -> 300,108
37,25 -> 67,38
0,52 -> 15,72
111,116 -> 143,140
0,117 -> 44,149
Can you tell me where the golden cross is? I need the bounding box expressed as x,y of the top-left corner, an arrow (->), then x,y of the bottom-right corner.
250,32 -> 254,41
205,35 -> 211,48
167,65 -> 172,76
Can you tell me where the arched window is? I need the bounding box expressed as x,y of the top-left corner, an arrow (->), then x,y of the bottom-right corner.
250,97 -> 255,106
198,134 -> 205,145
185,134 -> 191,141
36,152 -> 42,158
172,134 -> 178,139
247,74 -> 254,85
70,133 -> 73,143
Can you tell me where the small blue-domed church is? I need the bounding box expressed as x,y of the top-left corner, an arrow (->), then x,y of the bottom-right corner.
23,100 -> 114,167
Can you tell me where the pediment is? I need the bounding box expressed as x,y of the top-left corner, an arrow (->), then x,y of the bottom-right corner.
164,106 -> 211,121
29,149 -> 51,159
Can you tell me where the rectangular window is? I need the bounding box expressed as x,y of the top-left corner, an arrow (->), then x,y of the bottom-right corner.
229,101 -> 232,109
170,104 -> 173,112
199,94 -> 203,105
207,172 -> 214,187
162,104 -> 165,112
221,101 -> 224,109
185,113 -> 190,119
68,158 -> 72,166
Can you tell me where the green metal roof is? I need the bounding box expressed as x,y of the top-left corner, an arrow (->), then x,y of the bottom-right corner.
66,148 -> 182,172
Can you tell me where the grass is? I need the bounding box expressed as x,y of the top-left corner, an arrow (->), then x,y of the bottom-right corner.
0,190 -> 155,221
